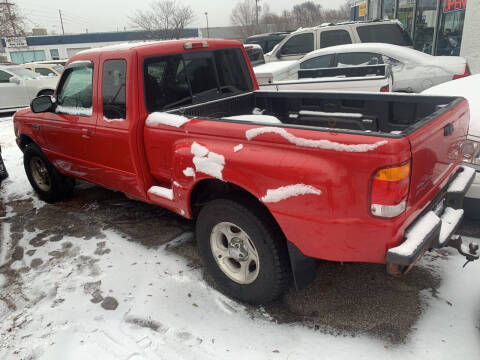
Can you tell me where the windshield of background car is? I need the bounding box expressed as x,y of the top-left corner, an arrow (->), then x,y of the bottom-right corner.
357,24 -> 413,46
143,48 -> 253,113
9,67 -> 42,79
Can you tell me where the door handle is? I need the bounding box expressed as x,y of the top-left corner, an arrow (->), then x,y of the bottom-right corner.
32,124 -> 40,130
81,128 -> 93,138
444,123 -> 454,136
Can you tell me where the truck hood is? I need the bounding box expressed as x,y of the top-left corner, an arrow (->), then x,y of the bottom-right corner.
422,75 -> 480,140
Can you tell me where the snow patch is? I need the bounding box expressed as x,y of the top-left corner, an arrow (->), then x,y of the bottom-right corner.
233,144 -> 244,152
103,117 -> 125,123
447,167 -> 476,193
148,186 -> 174,200
252,107 -> 265,115
191,142 -> 225,180
223,114 -> 282,124
146,112 -> 190,128
389,211 -> 440,257
439,208 -> 464,246
246,127 -> 388,152
183,167 -> 195,177
55,105 -> 92,117
261,184 -> 322,203
173,181 -> 181,187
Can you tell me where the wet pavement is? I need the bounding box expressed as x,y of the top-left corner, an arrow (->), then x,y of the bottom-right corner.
1,180 -> 479,344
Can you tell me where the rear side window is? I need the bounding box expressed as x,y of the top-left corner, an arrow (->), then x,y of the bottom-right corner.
56,64 -> 93,116
320,30 -> 352,48
144,48 -> 253,113
103,59 -> 126,120
300,54 -> 334,69
280,33 -> 314,55
357,24 -> 413,46
337,52 -> 384,67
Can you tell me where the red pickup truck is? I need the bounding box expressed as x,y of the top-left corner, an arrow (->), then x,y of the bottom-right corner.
13,39 -> 478,304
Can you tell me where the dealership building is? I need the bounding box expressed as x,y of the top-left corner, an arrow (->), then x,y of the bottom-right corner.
0,29 -> 199,64
352,0 -> 480,73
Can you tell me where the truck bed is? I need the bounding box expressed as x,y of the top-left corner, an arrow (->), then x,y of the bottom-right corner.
170,91 -> 462,135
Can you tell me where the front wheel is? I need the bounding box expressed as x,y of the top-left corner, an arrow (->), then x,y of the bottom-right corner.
24,143 -> 74,202
196,198 -> 290,304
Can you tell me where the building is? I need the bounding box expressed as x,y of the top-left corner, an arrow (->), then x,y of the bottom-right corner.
1,28 -> 199,64
352,0 -> 478,72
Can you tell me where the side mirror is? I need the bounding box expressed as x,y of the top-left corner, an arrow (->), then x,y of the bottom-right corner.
9,77 -> 21,85
31,95 -> 55,113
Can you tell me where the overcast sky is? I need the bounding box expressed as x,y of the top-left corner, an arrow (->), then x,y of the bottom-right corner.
16,0 -> 338,34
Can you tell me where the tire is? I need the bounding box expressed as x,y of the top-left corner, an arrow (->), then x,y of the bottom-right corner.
196,198 -> 290,304
37,89 -> 54,97
24,143 -> 74,202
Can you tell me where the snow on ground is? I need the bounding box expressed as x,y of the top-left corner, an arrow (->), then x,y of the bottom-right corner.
1,116 -> 480,359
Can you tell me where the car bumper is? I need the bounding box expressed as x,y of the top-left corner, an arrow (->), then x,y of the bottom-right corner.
386,166 -> 476,270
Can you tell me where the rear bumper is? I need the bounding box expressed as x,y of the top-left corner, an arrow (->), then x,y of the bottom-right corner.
386,166 -> 476,267
465,170 -> 480,200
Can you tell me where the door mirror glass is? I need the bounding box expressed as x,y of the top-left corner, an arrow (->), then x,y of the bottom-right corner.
9,77 -> 21,84
31,95 -> 54,113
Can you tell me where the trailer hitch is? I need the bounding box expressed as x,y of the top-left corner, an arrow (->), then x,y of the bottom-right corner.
447,235 -> 479,268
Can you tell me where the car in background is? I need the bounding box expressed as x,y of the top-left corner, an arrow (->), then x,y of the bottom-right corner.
244,44 -> 265,67
0,65 -> 58,113
22,62 -> 63,77
0,145 -> 7,183
266,19 -> 413,62
422,75 -> 480,218
244,31 -> 291,54
296,43 -> 470,92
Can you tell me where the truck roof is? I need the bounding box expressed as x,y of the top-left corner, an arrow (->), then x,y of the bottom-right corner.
72,38 -> 243,60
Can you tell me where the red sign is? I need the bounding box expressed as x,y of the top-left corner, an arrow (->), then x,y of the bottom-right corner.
443,0 -> 466,13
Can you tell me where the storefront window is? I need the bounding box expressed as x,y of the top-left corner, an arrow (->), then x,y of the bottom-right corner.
10,50 -> 46,64
435,0 -> 466,56
397,0 -> 415,37
414,0 -> 438,54
382,0 -> 396,19
369,0 -> 381,19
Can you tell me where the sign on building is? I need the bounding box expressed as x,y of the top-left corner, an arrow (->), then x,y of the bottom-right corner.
443,0 -> 466,13
5,37 -> 28,48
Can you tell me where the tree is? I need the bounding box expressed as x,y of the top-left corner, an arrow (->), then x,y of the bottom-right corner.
292,1 -> 324,28
230,0 -> 259,38
0,0 -> 26,38
130,0 -> 195,39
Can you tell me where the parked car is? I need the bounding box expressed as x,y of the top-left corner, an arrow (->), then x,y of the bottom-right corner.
422,75 -> 480,218
245,32 -> 291,53
22,62 -> 63,77
13,39 -> 477,304
256,62 -> 392,92
266,19 -> 413,62
0,146 -> 8,182
244,44 -> 266,67
296,43 -> 470,92
0,65 -> 58,113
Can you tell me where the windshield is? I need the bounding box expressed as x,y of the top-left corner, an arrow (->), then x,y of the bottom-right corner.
9,67 -> 42,79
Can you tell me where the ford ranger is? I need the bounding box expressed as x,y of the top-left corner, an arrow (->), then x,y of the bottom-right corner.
13,39 -> 478,304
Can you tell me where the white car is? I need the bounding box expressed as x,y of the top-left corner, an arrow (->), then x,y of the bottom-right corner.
296,43 -> 470,93
0,65 -> 58,113
423,75 -> 480,218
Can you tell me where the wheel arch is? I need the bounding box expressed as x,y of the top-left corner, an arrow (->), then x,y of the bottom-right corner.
19,134 -> 35,151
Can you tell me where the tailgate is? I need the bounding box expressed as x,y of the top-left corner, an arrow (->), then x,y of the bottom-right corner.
406,98 -> 470,211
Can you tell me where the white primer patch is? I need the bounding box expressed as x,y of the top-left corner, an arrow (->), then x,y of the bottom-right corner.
146,112 -> 190,128
233,144 -> 244,152
246,127 -> 388,153
148,186 -> 174,200
183,167 -> 195,178
261,184 -> 322,203
191,142 -> 225,180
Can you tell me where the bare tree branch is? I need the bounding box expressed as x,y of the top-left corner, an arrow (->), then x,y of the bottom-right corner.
0,0 -> 26,38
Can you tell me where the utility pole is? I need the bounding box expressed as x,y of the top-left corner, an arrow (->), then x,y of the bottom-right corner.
2,0 -> 20,36
255,0 -> 260,26
58,9 -> 65,35
204,12 -> 210,38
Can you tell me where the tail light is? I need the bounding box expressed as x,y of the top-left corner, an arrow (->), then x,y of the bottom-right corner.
453,65 -> 471,80
380,84 -> 390,92
370,162 -> 411,218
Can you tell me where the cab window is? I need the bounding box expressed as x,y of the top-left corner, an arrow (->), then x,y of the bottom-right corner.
320,30 -> 352,48
56,63 -> 93,116
102,59 -> 127,120
280,33 -> 314,56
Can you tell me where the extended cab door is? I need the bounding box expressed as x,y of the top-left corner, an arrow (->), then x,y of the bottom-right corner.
39,59 -> 98,174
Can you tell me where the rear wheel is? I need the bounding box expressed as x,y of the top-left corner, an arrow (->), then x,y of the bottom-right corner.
24,143 -> 74,202
196,198 -> 289,304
